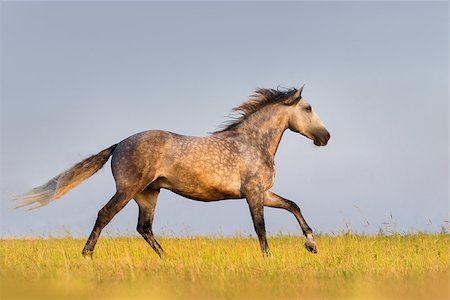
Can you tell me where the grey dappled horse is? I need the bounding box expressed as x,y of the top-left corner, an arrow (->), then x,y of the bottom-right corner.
16,85 -> 330,257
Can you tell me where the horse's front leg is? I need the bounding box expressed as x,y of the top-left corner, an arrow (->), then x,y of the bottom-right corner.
264,191 -> 317,253
244,187 -> 271,257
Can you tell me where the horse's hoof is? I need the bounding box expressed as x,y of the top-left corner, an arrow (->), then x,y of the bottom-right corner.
262,251 -> 273,258
305,240 -> 318,253
82,249 -> 93,258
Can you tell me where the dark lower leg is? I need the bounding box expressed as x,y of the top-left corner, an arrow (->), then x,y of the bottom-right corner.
135,189 -> 164,257
138,228 -> 164,257
264,191 -> 317,253
264,191 -> 313,236
82,192 -> 131,257
247,199 -> 270,257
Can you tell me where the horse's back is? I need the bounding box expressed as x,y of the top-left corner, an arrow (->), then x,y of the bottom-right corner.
110,130 -> 242,200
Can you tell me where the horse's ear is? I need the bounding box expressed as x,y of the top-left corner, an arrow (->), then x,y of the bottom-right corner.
297,84 -> 305,98
289,84 -> 305,104
292,84 -> 305,99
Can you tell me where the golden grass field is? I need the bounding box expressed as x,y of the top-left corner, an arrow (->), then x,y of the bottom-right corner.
1,234 -> 449,300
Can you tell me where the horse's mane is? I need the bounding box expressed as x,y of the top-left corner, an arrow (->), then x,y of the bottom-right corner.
214,87 -> 299,133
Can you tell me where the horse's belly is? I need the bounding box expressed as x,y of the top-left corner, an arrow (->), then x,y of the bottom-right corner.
155,135 -> 242,201
152,171 -> 242,201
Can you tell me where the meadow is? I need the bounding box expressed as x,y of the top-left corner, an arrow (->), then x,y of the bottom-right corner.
0,233 -> 448,300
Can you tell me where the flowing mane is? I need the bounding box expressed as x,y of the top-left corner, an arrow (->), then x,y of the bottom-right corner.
214,87 -> 300,133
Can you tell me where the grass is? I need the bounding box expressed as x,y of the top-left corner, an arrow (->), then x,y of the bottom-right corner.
0,233 -> 449,299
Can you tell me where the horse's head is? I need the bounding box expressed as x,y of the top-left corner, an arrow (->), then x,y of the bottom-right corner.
287,85 -> 330,146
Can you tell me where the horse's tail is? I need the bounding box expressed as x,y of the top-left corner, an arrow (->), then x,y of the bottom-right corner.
15,144 -> 118,210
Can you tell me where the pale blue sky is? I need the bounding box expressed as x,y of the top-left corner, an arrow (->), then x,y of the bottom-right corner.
1,1 -> 448,237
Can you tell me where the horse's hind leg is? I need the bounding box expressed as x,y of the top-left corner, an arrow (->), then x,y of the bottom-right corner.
82,191 -> 132,257
134,188 -> 164,257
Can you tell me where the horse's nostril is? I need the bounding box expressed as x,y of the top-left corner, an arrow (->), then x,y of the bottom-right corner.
326,132 -> 331,140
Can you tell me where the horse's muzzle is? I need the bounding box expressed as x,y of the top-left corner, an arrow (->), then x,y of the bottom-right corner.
313,129 -> 330,146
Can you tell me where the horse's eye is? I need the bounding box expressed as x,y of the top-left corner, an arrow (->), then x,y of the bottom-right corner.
305,105 -> 312,111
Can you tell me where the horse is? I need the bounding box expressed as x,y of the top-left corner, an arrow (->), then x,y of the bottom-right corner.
15,85 -> 330,257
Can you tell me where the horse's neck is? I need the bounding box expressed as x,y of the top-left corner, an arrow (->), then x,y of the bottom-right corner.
236,106 -> 289,157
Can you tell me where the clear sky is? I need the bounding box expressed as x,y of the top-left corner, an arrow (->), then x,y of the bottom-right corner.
1,1 -> 448,237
